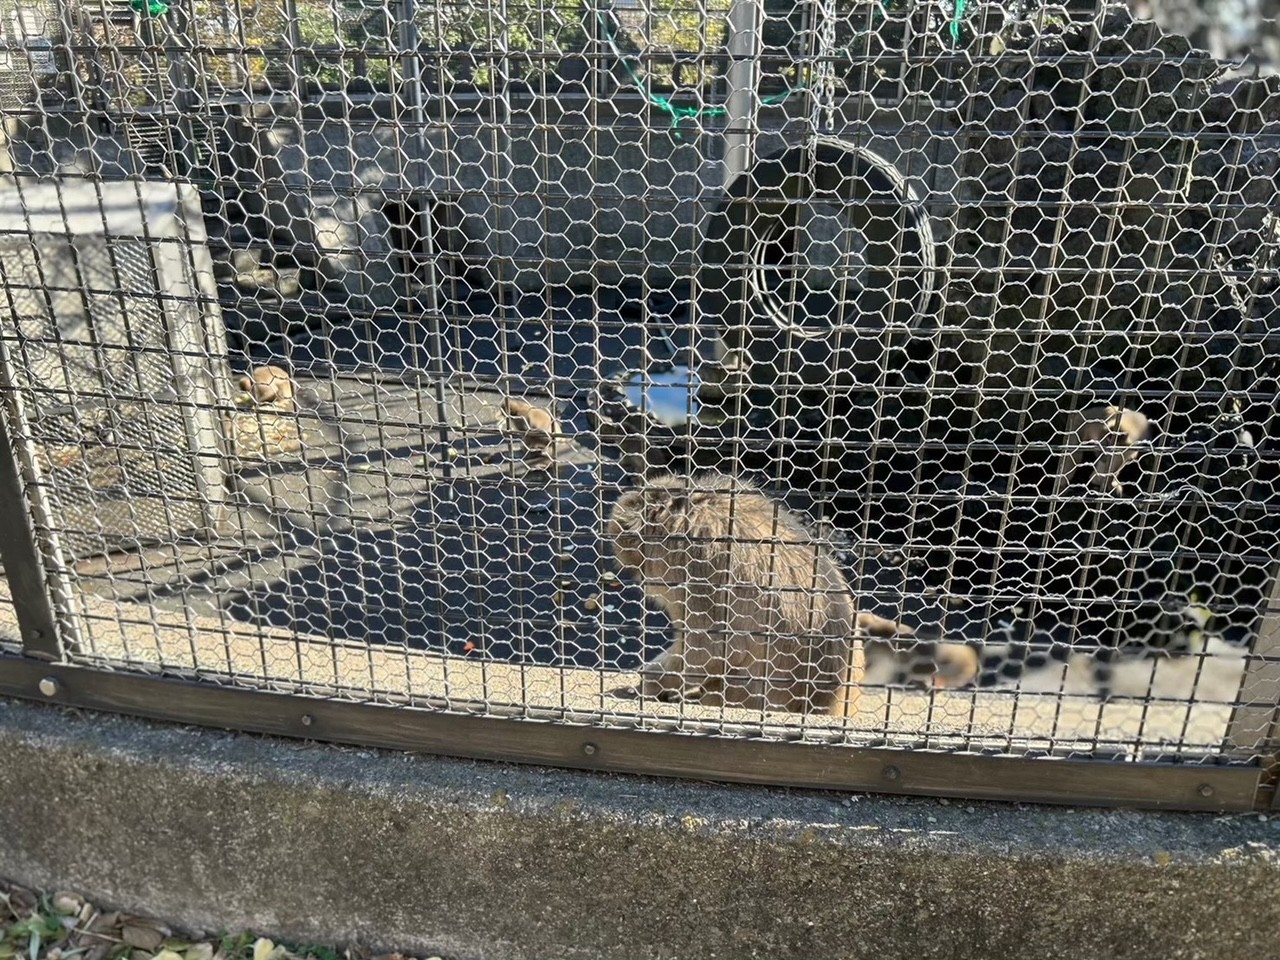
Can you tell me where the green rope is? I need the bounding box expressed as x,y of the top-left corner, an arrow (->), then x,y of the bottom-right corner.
129,0 -> 170,17
950,0 -> 969,46
595,6 -> 875,138
596,0 -> 970,137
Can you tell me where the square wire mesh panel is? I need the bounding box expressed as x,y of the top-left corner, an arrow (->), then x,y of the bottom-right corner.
0,0 -> 1278,774
3,236 -> 202,557
0,181 -> 229,559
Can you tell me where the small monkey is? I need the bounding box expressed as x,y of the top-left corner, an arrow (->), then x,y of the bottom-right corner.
606,472 -> 914,714
236,365 -> 296,412
227,367 -> 352,533
1003,616 -> 1243,703
499,397 -> 567,469
229,365 -> 304,459
1056,404 -> 1153,496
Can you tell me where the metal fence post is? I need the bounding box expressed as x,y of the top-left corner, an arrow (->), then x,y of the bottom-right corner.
282,0 -> 306,100
0,404 -> 62,661
723,0 -> 763,188
162,0 -> 201,180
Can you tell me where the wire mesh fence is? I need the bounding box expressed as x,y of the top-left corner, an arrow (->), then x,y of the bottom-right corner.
1,0 -> 1279,807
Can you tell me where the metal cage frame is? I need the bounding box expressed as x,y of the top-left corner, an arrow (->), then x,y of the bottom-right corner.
1,0 -> 1280,812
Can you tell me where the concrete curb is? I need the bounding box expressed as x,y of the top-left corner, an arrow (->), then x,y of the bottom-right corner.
1,697 -> 1278,960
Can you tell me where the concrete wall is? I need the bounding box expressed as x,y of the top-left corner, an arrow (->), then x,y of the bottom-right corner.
2,696 -> 1280,960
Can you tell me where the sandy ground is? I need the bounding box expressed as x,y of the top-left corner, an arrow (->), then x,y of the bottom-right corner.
0,576 -> 1250,760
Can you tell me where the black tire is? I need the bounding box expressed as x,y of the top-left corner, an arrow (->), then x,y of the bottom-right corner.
697,136 -> 938,390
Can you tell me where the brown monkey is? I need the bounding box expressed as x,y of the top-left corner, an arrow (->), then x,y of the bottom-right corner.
236,365 -> 296,412
229,365 -> 303,459
499,397 -> 567,468
1057,404 -> 1153,495
607,472 -> 913,714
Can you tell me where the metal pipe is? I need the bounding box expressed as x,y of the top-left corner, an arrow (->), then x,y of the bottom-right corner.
163,0 -> 201,179
723,0 -> 763,189
0,334 -> 68,662
283,0 -> 306,100
397,0 -> 453,487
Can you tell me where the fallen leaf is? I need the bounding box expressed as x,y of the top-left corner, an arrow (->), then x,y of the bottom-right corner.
87,913 -> 121,935
132,951 -> 155,960
153,950 -> 185,960
122,927 -> 166,952
185,944 -> 214,960
252,939 -> 276,960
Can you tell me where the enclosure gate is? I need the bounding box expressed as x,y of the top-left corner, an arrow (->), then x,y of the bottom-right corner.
1,0 -> 1280,811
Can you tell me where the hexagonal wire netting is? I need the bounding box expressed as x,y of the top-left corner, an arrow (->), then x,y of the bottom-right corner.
0,0 -> 1279,788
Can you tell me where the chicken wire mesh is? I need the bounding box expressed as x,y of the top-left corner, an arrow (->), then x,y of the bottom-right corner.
0,0 -> 1278,778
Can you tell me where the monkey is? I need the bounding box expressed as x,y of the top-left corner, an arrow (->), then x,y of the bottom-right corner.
496,397 -> 569,469
1056,404 -> 1154,496
862,605 -> 1125,696
861,606 -> 1024,692
236,364 -> 296,412
1010,595 -> 1246,703
605,471 -> 914,714
228,365 -> 304,460
226,366 -> 353,536
1207,395 -> 1255,452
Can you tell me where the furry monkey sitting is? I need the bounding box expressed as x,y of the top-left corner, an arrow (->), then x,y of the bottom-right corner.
607,472 -> 913,714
